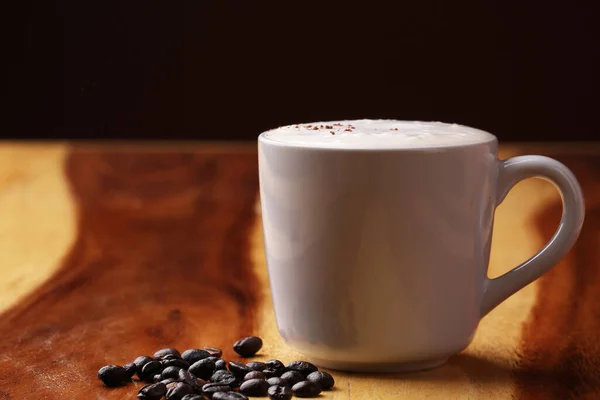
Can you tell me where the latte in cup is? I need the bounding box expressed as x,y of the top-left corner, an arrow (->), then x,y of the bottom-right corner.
261,119 -> 495,149
258,119 -> 584,372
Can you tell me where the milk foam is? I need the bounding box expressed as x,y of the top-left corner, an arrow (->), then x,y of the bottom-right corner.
261,119 -> 495,149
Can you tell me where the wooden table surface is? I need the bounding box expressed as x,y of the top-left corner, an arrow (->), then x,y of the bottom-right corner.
0,142 -> 599,400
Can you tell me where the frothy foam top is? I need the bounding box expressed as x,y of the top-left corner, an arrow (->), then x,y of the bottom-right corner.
261,119 -> 495,149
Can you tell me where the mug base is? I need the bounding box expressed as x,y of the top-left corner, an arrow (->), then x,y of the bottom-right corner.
308,357 -> 448,373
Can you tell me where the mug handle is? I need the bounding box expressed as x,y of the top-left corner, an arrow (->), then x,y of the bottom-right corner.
480,155 -> 585,316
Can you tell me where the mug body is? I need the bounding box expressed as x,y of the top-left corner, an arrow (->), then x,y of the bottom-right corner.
258,134 -> 499,372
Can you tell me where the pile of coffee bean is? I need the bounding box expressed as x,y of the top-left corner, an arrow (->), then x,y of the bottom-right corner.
97,336 -> 335,399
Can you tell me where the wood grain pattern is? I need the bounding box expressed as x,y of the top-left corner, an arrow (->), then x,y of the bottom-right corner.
516,155 -> 600,400
0,143 -> 597,399
0,146 -> 259,398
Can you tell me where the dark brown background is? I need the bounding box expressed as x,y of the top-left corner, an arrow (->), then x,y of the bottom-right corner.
6,1 -> 597,141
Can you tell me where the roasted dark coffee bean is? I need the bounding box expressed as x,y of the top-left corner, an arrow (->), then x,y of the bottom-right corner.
141,361 -> 164,382
263,368 -> 284,378
134,355 -> 154,368
240,378 -> 269,397
202,382 -> 231,397
292,381 -> 321,398
161,366 -> 183,380
161,378 -> 178,386
134,356 -> 154,379
233,336 -> 263,357
154,348 -> 182,360
182,349 -> 211,364
138,382 -> 168,400
202,346 -> 223,358
210,370 -> 238,387
162,354 -> 182,361
124,362 -> 137,378
178,369 -> 204,393
244,371 -> 265,381
228,361 -> 252,379
189,357 -> 216,380
181,395 -> 204,400
265,360 -> 285,370
98,365 -> 130,387
207,356 -> 225,370
280,370 -> 304,386
267,377 -> 288,387
166,382 -> 195,400
214,359 -> 227,371
213,391 -> 249,400
285,361 -> 317,376
307,371 -> 335,390
153,374 -> 162,383
162,358 -> 190,370
246,361 -> 267,371
262,360 -> 286,378
268,385 -> 292,400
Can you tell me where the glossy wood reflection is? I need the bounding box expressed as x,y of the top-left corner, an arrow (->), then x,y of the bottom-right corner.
0,143 -> 599,399
0,147 -> 260,398
516,155 -> 600,400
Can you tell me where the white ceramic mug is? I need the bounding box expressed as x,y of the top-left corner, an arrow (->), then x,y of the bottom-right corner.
258,120 -> 585,372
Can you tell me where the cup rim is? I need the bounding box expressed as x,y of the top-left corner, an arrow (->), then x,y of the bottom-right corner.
258,119 -> 497,151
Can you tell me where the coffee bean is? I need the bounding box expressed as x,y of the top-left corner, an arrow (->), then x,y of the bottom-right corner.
207,356 -> 226,371
98,365 -> 130,387
162,358 -> 190,370
285,361 -> 317,376
182,349 -> 211,364
240,378 -> 269,397
214,359 -> 227,371
153,374 -> 163,383
307,371 -> 335,390
141,361 -> 164,383
181,395 -> 204,400
162,354 -> 182,361
265,360 -> 285,370
161,378 -> 178,386
178,369 -> 204,393
133,356 -> 154,378
267,384 -> 292,400
263,360 -> 286,378
228,361 -> 252,379
167,381 -> 180,390
246,361 -> 266,371
189,357 -> 216,380
280,370 -> 304,386
124,363 -> 137,378
161,366 -> 183,380
210,370 -> 238,387
154,348 -> 182,360
267,377 -> 288,387
138,383 -> 167,400
202,346 -> 223,358
213,392 -> 249,400
233,336 -> 263,357
292,381 -> 321,398
166,382 -> 195,400
263,368 -> 284,378
202,382 -> 231,397
244,371 -> 265,381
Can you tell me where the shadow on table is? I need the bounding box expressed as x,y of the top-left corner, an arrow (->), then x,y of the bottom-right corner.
335,353 -> 515,385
